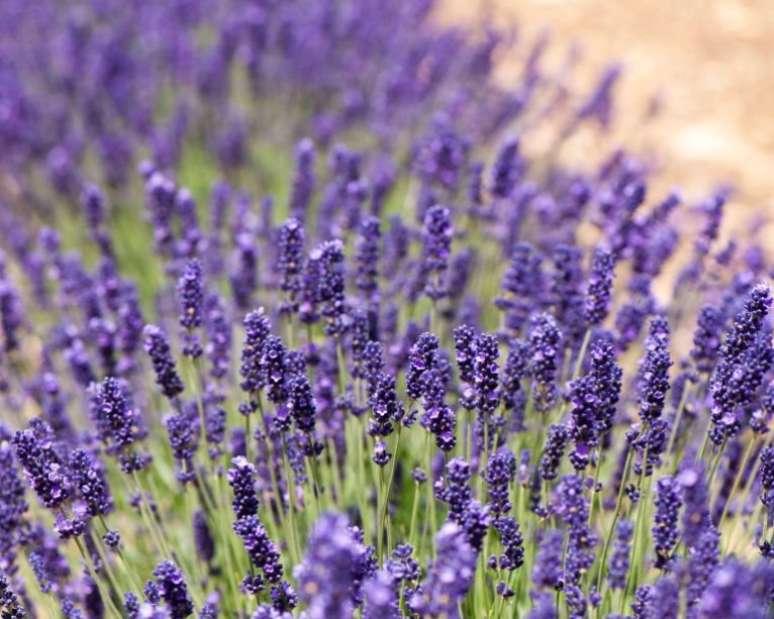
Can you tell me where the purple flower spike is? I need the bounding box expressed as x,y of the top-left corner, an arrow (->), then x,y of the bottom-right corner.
233,515 -> 283,584
421,205 -> 453,301
317,240 -> 347,336
408,522 -> 477,618
583,247 -> 615,327
89,377 -> 144,456
355,216 -> 381,304
473,332 -> 500,419
152,560 -> 194,619
240,308 -> 272,396
529,313 -> 562,413
532,529 -> 564,591
177,259 -> 204,358
491,138 -> 523,199
363,570 -> 399,619
12,419 -> 71,510
652,476 -> 682,570
68,449 -> 113,519
0,277 -> 23,353
678,460 -> 710,550
406,332 -> 440,401
709,284 -> 771,444
228,456 -> 259,520
637,315 -> 671,425
0,574 -> 25,618
691,304 -> 723,374
697,559 -> 774,618
485,448 -> 516,516
498,242 -> 543,332
289,138 -> 315,223
144,325 -> 185,400
294,512 -> 367,619
541,424 -> 570,481
277,218 -> 305,314
608,520 -> 633,590
261,336 -> 289,406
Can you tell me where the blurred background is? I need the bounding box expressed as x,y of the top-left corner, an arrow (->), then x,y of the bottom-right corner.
443,0 -> 774,235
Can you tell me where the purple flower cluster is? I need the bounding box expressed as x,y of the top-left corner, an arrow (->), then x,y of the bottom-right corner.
528,313 -> 562,413
294,513 -> 372,619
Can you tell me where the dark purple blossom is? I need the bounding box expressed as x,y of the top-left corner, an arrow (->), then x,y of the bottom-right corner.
240,308 -> 271,395
234,515 -> 283,584
192,510 -> 215,565
355,216 -> 380,304
0,278 -> 23,353
529,313 -> 562,412
294,512 -> 365,619
532,529 -> 564,591
317,240 -> 347,336
421,205 -> 453,301
362,570 -> 399,619
637,316 -> 672,425
261,336 -> 289,406
652,476 -> 682,569
691,304 -> 723,374
541,424 -> 570,481
710,284 -> 772,444
12,420 -> 71,510
501,338 -> 529,431
204,293 -> 232,380
583,247 -> 615,327
497,242 -> 543,332
437,458 -> 473,525
419,370 -> 457,451
230,232 -> 258,311
144,325 -> 185,400
68,448 -> 113,519
228,456 -> 259,520
289,139 -> 315,222
474,332 -> 500,419
485,448 -> 516,516
408,523 -> 477,618
491,515 -> 524,574
697,559 -> 774,618
89,377 -> 143,455
406,332 -> 440,401
153,560 -> 194,619
686,525 -> 720,608
277,218 -> 305,314
490,138 -> 523,198
551,244 -> 585,343
608,520 -> 633,590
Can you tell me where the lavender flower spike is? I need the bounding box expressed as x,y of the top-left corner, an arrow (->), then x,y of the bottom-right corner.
584,246 -> 615,327
144,325 -> 185,400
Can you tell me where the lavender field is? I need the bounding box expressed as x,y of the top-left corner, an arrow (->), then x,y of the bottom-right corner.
0,1 -> 772,618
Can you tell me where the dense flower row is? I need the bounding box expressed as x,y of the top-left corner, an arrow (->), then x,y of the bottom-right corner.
0,1 -> 773,618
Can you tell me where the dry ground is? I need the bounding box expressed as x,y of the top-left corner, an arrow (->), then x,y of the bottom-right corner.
443,0 -> 774,238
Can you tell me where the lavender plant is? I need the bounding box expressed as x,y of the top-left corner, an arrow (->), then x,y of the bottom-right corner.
0,1 -> 772,618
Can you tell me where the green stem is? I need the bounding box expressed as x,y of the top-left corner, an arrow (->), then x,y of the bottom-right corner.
571,329 -> 592,381
424,433 -> 437,558
72,534 -> 124,618
595,447 -> 633,597
378,426 -> 402,560
666,381 -> 692,459
130,470 -> 173,561
408,481 -> 421,552
717,434 -> 759,526
281,436 -> 303,566
588,447 -> 603,528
